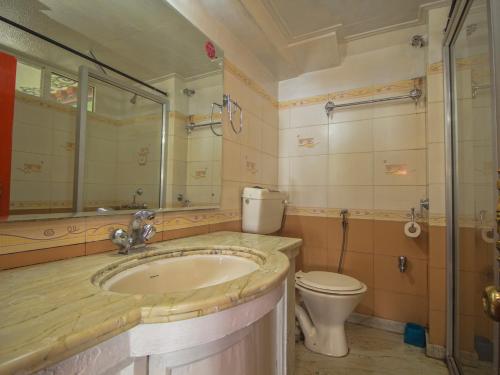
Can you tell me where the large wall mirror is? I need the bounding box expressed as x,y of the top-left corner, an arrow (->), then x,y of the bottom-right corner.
0,0 -> 224,220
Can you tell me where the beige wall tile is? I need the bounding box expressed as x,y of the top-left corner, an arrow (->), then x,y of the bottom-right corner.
374,185 -> 426,211
288,186 -> 328,208
374,150 -> 427,186
329,153 -> 374,185
261,123 -> 278,156
329,119 -> 373,153
220,181 -> 241,210
290,103 -> 328,128
188,137 -> 214,162
327,186 -> 374,209
12,123 -> 53,154
279,125 -> 329,157
372,99 -> 425,118
428,143 -> 445,184
373,113 -> 426,151
427,73 -> 444,103
289,155 -> 328,186
427,101 -> 445,143
278,158 -> 290,186
429,183 -> 446,215
240,112 -> 262,151
240,146 -> 262,184
261,154 -> 278,186
222,139 -> 241,182
279,108 -> 291,129
329,105 -> 373,124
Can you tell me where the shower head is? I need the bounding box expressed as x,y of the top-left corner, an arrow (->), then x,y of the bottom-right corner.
410,35 -> 426,48
130,93 -> 137,104
183,88 -> 195,97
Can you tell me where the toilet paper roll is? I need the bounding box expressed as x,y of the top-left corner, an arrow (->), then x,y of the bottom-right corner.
481,227 -> 496,244
404,221 -> 421,238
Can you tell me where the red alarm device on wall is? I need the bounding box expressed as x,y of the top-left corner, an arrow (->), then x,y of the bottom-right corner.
204,41 -> 217,60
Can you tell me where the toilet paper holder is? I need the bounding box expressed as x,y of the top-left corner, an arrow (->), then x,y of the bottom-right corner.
408,208 -> 417,233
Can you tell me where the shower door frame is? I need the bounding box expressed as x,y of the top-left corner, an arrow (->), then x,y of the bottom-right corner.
443,0 -> 500,373
74,66 -> 169,212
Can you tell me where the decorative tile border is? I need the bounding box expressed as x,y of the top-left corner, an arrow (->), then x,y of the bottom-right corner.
17,92 -> 179,127
0,218 -> 86,255
286,206 -> 447,225
224,59 -> 279,107
428,55 -> 489,76
286,206 -> 451,227
0,209 -> 241,255
427,61 -> 443,75
188,112 -> 222,124
278,77 -> 424,110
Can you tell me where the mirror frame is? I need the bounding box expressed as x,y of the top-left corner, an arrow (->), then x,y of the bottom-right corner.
74,66 -> 170,213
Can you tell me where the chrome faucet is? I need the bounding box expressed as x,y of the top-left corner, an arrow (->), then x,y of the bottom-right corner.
111,210 -> 157,254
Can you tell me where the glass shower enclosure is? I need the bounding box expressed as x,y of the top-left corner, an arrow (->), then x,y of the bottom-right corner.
443,0 -> 500,374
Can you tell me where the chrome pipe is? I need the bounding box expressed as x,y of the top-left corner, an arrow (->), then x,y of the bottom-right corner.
325,88 -> 422,117
186,121 -> 223,130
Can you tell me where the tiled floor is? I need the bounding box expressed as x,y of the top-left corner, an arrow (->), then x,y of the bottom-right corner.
295,323 -> 449,375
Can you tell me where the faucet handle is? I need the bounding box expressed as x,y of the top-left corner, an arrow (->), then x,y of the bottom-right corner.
134,210 -> 155,220
111,228 -> 131,254
142,224 -> 157,242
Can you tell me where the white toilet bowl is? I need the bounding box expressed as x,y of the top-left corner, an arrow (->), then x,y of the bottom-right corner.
295,271 -> 367,357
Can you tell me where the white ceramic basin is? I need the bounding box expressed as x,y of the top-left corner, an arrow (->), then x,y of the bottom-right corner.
103,254 -> 259,294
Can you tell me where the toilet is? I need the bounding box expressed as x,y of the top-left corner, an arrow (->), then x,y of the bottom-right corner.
241,187 -> 367,357
295,271 -> 367,357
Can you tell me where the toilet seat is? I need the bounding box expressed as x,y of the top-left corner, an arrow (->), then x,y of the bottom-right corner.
295,271 -> 366,295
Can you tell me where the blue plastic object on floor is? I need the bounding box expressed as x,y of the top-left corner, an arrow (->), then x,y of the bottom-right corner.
404,323 -> 426,348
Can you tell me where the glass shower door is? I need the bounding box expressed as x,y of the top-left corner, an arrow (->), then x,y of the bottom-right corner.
447,0 -> 500,374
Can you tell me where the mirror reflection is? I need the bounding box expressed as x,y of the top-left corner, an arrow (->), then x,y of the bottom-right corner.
0,0 -> 224,219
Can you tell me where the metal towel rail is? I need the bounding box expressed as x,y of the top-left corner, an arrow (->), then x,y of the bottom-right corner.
185,121 -> 222,132
324,88 -> 422,117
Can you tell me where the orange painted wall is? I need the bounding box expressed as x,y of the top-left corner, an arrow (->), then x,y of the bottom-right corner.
0,52 -> 17,218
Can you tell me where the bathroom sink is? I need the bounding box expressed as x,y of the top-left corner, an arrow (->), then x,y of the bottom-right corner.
101,253 -> 260,295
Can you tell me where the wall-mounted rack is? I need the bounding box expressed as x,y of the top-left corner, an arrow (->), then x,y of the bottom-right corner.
185,95 -> 244,137
472,84 -> 490,98
223,93 -> 243,134
185,121 -> 222,133
324,88 -> 422,117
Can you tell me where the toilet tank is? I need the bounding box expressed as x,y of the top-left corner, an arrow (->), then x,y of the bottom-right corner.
242,187 -> 287,234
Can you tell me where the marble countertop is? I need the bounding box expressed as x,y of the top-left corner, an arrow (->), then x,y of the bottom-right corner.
0,231 -> 302,375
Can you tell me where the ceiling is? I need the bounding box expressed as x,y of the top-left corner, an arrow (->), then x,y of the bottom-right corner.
0,0 -> 222,82
0,0 -> 449,83
263,0 -> 438,41
196,0 -> 448,79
